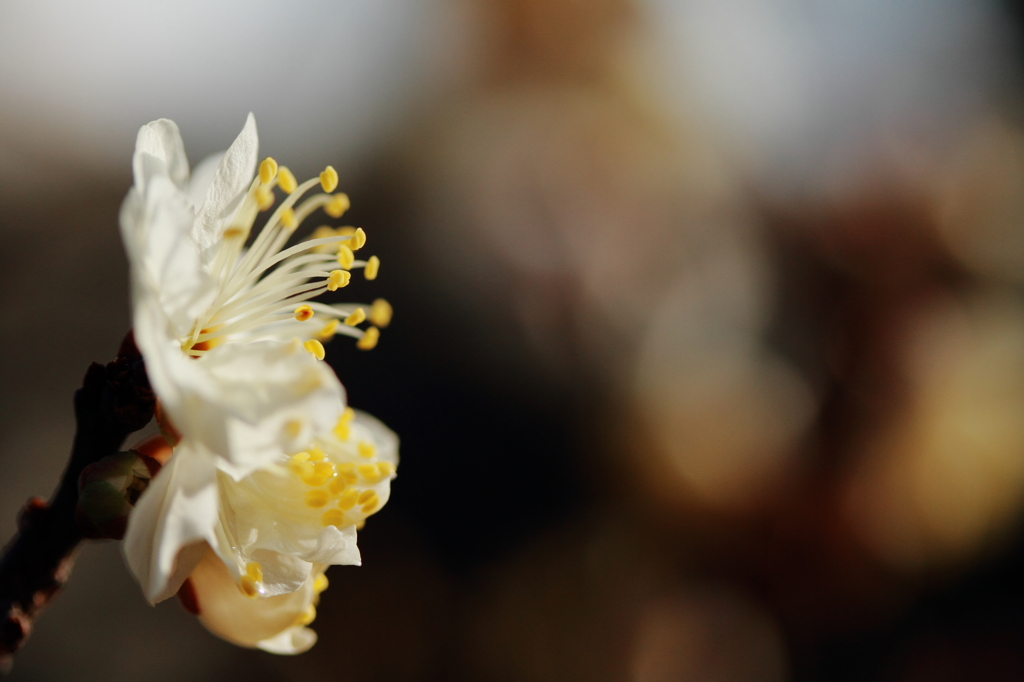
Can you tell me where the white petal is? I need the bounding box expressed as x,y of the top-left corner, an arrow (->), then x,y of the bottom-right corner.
188,547 -> 319,652
187,152 -> 224,211
257,626 -> 317,655
132,118 -> 189,193
192,113 -> 258,263
131,174 -> 216,340
162,340 -> 344,477
123,443 -> 219,604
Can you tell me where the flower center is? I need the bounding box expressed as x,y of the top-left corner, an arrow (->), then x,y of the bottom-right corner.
180,158 -> 391,358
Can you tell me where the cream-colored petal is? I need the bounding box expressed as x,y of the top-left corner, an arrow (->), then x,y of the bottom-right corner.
189,546 -> 319,652
123,443 -> 219,604
132,118 -> 189,193
192,112 -> 258,263
157,339 -> 344,478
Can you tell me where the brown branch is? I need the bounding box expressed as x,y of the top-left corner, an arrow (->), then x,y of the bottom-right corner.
0,332 -> 154,672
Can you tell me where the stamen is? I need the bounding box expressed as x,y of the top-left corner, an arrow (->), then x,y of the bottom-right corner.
305,490 -> 330,508
259,157 -> 278,185
357,326 -> 380,350
364,256 -> 380,280
352,227 -> 366,250
314,574 -> 329,593
320,165 -> 338,193
240,576 -> 260,598
278,166 -> 298,194
281,207 -> 297,229
294,305 -> 314,321
317,319 -> 340,341
377,461 -> 395,477
245,562 -> 264,582
297,605 -> 317,626
255,186 -> 274,211
337,488 -> 359,511
324,193 -> 350,218
337,463 -> 358,484
344,308 -> 366,326
322,509 -> 345,527
369,299 -> 392,327
337,245 -> 355,270
358,441 -> 376,459
303,339 -> 326,360
357,464 -> 379,481
327,270 -> 350,291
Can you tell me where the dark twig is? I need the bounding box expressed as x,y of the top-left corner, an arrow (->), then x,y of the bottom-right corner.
0,332 -> 153,671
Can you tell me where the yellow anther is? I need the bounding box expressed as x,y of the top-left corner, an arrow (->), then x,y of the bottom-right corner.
281,206 -> 297,230
240,576 -> 259,598
302,475 -> 330,487
297,604 -> 317,627
369,299 -> 393,327
337,463 -> 358,484
322,508 -> 345,527
328,477 -> 349,495
327,269 -> 351,291
308,446 -> 326,462
291,459 -> 315,478
357,326 -> 380,350
312,461 -> 336,479
245,562 -> 263,582
358,463 -> 380,481
341,407 -> 355,422
320,165 -> 338,193
352,227 -> 367,250
291,451 -> 311,463
324,193 -> 350,218
365,255 -> 380,280
305,489 -> 330,508
284,420 -> 303,438
357,441 -> 376,459
359,490 -> 379,514
344,308 -> 366,326
314,573 -> 329,593
278,166 -> 298,194
317,319 -> 340,341
303,339 -> 326,361
256,186 -> 274,211
294,305 -> 314,322
337,245 -> 355,270
355,520 -> 366,530
223,226 -> 245,239
259,157 -> 278,184
337,488 -> 359,510
377,461 -> 395,477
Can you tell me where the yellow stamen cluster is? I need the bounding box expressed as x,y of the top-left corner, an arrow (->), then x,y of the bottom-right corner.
280,409 -> 396,536
181,155 -> 391,360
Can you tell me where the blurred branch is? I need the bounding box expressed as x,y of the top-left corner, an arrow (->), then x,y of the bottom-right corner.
0,332 -> 153,672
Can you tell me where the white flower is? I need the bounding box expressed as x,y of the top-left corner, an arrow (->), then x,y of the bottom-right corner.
117,114 -> 397,642
129,410 -> 398,654
119,114 -> 389,473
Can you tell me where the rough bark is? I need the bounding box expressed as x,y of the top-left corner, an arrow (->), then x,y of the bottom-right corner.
0,333 -> 153,671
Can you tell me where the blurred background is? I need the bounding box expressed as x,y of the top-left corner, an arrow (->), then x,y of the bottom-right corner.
3,0 -> 1024,680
